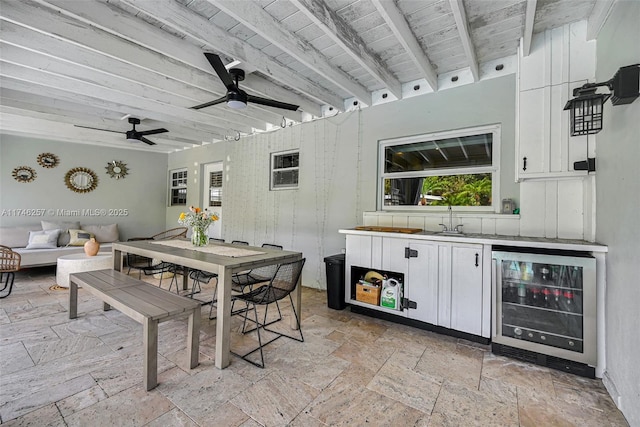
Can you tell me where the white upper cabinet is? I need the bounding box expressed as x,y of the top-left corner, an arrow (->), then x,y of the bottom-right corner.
516,21 -> 597,180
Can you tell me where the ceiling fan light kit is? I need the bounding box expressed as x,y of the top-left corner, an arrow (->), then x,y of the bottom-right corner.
227,90 -> 247,109
193,53 -> 299,112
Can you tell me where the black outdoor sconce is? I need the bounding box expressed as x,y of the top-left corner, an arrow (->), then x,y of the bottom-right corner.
564,64 -> 639,136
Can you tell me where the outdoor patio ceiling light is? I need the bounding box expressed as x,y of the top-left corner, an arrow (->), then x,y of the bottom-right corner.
564,64 -> 639,136
227,91 -> 247,109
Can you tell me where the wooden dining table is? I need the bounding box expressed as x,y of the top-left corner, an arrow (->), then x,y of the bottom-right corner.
111,240 -> 303,369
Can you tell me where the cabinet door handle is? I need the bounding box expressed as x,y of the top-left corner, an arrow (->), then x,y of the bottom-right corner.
475,253 -> 479,267
523,157 -> 527,171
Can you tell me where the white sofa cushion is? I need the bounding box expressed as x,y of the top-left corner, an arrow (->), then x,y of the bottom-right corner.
15,244 -> 113,268
0,225 -> 39,248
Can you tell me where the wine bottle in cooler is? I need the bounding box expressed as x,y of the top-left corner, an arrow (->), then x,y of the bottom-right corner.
552,288 -> 562,310
542,287 -> 551,308
563,290 -> 575,313
530,286 -> 541,306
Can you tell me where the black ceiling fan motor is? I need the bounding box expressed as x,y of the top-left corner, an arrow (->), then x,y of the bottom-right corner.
229,68 -> 245,82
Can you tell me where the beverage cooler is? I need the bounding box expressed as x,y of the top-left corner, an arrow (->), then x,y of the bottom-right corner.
492,248 -> 596,375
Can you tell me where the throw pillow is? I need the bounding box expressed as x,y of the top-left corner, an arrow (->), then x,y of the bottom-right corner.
81,224 -> 119,243
68,229 -> 95,246
41,220 -> 80,246
25,229 -> 61,249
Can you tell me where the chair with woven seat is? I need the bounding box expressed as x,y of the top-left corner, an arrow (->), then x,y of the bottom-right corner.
126,227 -> 187,286
0,245 -> 21,299
231,258 -> 305,368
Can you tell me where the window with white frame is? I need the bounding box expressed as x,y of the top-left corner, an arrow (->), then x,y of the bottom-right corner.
379,125 -> 500,211
270,150 -> 299,190
169,168 -> 187,206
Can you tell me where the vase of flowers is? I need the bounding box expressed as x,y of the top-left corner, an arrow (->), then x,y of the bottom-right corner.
178,206 -> 219,247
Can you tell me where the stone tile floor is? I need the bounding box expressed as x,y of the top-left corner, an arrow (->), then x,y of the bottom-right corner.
0,266 -> 629,426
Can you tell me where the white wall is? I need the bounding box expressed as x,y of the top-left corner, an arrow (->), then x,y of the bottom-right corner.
360,75 -> 518,212
0,135 -> 168,240
223,114 -> 361,289
594,1 -> 640,424
165,140 -> 228,233
167,75 -> 517,290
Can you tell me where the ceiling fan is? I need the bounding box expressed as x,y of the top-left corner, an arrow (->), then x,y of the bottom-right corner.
192,53 -> 299,111
74,117 -> 168,145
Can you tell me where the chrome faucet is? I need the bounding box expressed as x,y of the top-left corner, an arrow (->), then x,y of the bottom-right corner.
439,204 -> 463,234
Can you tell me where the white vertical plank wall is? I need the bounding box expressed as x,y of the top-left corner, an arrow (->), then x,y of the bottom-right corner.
224,112 -> 361,289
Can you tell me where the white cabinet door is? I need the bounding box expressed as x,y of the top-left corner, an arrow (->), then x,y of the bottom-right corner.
381,237 -> 409,277
406,241 -> 439,325
346,235 -> 383,270
516,20 -> 595,181
517,87 -> 547,177
517,84 -> 589,180
450,244 -> 484,336
345,235 -> 377,304
345,235 -> 372,271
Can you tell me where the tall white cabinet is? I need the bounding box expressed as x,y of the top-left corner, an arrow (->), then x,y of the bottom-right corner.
516,21 -> 597,181
516,20 -> 597,241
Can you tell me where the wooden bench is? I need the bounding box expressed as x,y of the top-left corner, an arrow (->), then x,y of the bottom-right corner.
68,269 -> 201,391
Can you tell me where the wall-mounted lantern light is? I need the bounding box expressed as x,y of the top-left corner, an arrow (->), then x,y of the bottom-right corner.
564,64 -> 639,136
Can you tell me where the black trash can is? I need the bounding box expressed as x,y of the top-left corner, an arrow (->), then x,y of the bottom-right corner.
324,253 -> 346,310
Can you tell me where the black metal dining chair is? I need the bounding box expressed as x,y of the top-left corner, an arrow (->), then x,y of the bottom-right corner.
126,227 -> 187,287
232,243 -> 283,289
208,243 -> 284,320
175,238 -> 225,302
231,258 -> 305,368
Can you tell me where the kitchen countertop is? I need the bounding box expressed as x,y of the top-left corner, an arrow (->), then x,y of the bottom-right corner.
339,228 -> 608,253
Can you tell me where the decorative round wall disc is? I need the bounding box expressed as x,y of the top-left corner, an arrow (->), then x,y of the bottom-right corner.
12,166 -> 37,183
105,160 -> 129,179
37,153 -> 59,168
64,167 -> 98,193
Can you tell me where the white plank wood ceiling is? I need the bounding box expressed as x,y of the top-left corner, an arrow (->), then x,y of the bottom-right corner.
0,0 -> 610,152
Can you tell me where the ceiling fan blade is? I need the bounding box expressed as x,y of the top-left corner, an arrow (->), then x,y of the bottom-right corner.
247,94 -> 299,111
138,136 -> 156,145
74,125 -> 124,134
204,52 -> 237,90
191,96 -> 226,110
138,128 -> 168,136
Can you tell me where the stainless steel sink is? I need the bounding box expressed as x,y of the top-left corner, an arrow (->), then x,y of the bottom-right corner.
435,231 -> 465,236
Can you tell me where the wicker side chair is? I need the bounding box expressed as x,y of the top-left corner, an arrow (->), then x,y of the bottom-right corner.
0,245 -> 21,299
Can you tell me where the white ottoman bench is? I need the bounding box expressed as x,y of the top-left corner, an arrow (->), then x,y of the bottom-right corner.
56,253 -> 113,288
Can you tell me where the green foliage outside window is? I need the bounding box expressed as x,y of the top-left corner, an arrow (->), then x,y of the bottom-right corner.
422,174 -> 492,206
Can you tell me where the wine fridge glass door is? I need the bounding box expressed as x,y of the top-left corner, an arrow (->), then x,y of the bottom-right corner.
492,251 -> 596,366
